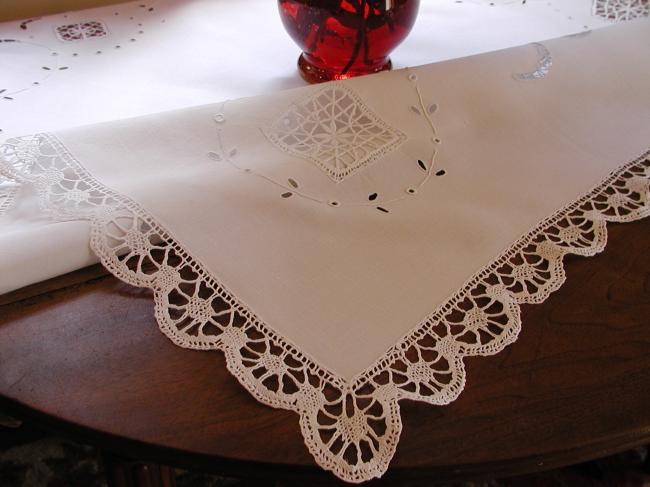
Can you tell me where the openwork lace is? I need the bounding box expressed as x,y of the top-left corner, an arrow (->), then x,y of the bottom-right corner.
592,0 -> 650,21
1,133 -> 649,483
263,86 -> 406,182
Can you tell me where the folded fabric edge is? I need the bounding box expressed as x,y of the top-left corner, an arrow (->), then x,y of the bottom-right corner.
0,133 -> 648,483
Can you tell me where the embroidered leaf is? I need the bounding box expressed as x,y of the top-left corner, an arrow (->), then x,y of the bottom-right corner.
42,66 -> 51,70
409,105 -> 421,115
288,178 -> 299,188
229,148 -> 237,157
282,192 -> 293,198
436,169 -> 446,176
368,193 -> 378,201
417,159 -> 428,171
0,89 -> 5,94
428,103 -> 438,114
376,207 -> 389,213
207,151 -> 222,161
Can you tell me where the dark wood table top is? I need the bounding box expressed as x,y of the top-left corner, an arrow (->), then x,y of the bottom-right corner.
1,218 -> 649,486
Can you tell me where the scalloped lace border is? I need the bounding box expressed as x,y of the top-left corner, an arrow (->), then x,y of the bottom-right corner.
1,133 -> 649,483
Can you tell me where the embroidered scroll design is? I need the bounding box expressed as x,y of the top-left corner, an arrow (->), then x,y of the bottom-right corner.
264,85 -> 406,182
1,134 -> 649,483
592,0 -> 650,21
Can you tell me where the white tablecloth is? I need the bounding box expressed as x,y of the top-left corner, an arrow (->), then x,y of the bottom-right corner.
0,0 -> 636,293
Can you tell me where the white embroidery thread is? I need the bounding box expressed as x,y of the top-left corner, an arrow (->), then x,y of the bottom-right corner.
55,21 -> 109,42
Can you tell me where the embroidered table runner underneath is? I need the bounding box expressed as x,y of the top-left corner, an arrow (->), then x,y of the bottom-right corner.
2,19 -> 650,483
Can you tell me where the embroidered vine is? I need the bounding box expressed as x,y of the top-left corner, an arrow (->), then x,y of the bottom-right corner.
208,72 -> 446,214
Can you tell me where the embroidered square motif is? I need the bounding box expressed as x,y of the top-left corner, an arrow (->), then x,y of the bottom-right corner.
56,21 -> 108,42
265,87 -> 405,182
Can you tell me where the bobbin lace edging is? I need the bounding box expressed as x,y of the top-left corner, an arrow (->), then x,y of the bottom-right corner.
1,133 -> 649,483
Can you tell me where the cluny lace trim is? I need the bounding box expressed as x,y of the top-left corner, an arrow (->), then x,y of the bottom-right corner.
1,133 -> 649,483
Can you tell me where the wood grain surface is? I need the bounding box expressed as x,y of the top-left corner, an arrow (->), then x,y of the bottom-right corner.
1,218 -> 649,485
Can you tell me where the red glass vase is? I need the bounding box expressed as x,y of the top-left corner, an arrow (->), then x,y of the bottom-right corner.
278,0 -> 420,83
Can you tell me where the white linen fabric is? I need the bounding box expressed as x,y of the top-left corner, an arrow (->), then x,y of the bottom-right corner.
2,19 -> 650,482
0,0 -> 640,294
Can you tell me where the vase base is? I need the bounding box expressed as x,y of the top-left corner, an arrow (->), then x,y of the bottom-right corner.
297,53 -> 392,84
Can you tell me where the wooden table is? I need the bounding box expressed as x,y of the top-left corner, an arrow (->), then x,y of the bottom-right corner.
1,218 -> 649,487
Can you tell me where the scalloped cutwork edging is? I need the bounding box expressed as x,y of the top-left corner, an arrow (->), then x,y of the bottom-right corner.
1,133 -> 648,483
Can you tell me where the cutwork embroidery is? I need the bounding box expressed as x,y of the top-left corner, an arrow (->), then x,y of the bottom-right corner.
211,73 -> 444,213
264,86 -> 406,182
0,0 -> 161,119
0,39 -> 59,104
55,21 -> 109,42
